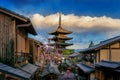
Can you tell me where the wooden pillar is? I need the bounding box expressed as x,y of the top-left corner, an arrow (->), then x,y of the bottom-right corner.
13,19 -> 16,66
96,50 -> 100,63
108,45 -> 111,61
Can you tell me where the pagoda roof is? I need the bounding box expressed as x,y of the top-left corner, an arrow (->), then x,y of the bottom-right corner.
51,42 -> 73,46
57,42 -> 73,46
49,26 -> 72,35
51,36 -> 73,41
49,13 -> 72,34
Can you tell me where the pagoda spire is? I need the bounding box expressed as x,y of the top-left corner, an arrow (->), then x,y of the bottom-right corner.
59,13 -> 61,27
49,13 -> 73,52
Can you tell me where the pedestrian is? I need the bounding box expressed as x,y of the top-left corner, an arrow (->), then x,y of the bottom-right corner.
62,67 -> 75,80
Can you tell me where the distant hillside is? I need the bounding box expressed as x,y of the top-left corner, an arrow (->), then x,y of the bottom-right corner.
62,49 -> 74,55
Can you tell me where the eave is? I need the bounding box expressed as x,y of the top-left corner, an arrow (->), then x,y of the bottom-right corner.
49,26 -> 72,35
55,42 -> 73,46
51,36 -> 73,41
17,22 -> 37,35
0,7 -> 28,22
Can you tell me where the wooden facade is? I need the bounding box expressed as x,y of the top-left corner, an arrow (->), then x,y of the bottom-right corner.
98,42 -> 120,62
0,12 -> 16,66
0,7 -> 37,80
0,7 -> 37,66
95,60 -> 120,80
29,38 -> 42,64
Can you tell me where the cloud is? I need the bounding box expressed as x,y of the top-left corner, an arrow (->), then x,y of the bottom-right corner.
66,43 -> 89,49
30,13 -> 120,49
30,13 -> 120,31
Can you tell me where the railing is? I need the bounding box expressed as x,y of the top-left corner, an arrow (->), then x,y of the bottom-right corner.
15,52 -> 29,66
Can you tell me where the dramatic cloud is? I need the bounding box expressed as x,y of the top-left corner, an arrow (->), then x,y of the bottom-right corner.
30,13 -> 120,49
30,13 -> 120,31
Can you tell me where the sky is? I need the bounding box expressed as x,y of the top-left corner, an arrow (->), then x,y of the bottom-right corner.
1,0 -> 120,49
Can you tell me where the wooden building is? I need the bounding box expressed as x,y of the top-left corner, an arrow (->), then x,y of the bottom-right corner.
68,52 -> 82,63
49,13 -> 73,52
0,7 -> 39,80
29,38 -> 43,64
80,36 -> 120,63
80,36 -> 120,80
76,63 -> 95,80
95,60 -> 120,80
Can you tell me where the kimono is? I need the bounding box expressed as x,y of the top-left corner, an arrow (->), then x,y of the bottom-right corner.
62,72 -> 75,80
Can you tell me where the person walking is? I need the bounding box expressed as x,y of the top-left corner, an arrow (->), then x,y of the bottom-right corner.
62,67 -> 75,80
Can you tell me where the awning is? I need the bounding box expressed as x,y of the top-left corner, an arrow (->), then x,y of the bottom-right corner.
20,63 -> 39,75
0,62 -> 31,80
17,23 -> 37,35
76,63 -> 95,73
95,60 -> 120,69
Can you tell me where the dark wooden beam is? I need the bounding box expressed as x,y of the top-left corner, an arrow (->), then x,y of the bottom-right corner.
0,8 -> 28,22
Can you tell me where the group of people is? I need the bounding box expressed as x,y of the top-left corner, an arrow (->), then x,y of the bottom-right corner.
40,61 -> 79,80
59,67 -> 78,80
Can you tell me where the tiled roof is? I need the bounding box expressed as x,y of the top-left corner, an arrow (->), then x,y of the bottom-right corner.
56,42 -> 73,46
0,62 -> 31,80
76,63 -> 95,73
20,63 -> 38,74
50,42 -> 73,47
51,36 -> 73,40
95,60 -> 120,69
17,23 -> 37,35
80,36 -> 120,53
49,26 -> 72,34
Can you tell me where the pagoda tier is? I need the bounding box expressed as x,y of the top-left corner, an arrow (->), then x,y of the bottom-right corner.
55,42 -> 73,46
49,26 -> 72,35
50,36 -> 73,41
50,42 -> 73,47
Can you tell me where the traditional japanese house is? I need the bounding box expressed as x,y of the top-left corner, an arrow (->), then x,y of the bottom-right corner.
81,41 -> 95,65
68,42 -> 95,80
95,60 -> 120,80
67,49 -> 83,64
80,36 -> 120,80
29,38 -> 43,64
0,62 -> 32,80
76,63 -> 95,80
49,13 -> 73,53
68,52 -> 81,63
80,36 -> 120,63
0,7 -> 39,80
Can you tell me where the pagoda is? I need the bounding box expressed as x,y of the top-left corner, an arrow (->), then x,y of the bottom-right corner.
49,13 -> 73,51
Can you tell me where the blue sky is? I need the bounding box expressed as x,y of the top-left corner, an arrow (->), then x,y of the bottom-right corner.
1,0 -> 120,49
1,0 -> 120,17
